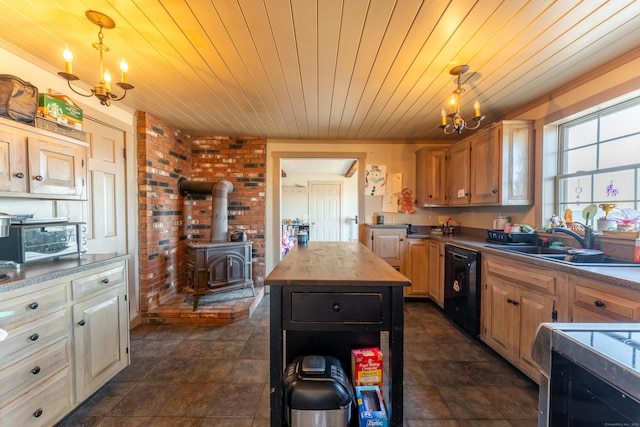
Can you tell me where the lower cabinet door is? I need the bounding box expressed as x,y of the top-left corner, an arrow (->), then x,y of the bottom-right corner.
0,366 -> 71,427
73,287 -> 128,402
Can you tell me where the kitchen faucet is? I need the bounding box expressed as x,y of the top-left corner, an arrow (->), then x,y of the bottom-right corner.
546,223 -> 594,249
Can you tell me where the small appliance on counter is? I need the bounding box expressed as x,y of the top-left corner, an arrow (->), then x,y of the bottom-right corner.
0,219 -> 87,266
283,355 -> 354,427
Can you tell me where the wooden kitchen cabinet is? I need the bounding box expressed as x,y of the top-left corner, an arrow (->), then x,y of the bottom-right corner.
404,238 -> 429,297
0,279 -> 72,427
427,240 -> 445,307
72,261 -> 129,402
363,225 -> 407,271
471,120 -> 534,205
569,275 -> 640,322
482,255 -> 567,381
0,258 -> 129,426
0,118 -> 87,199
448,140 -> 471,205
445,120 -> 533,206
415,146 -> 448,206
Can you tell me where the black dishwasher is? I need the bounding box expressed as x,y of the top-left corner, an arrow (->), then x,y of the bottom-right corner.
444,245 -> 481,337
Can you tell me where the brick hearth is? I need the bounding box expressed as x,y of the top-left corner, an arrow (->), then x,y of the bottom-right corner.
141,285 -> 265,325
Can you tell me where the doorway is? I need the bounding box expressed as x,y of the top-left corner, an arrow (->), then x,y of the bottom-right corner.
272,151 -> 367,262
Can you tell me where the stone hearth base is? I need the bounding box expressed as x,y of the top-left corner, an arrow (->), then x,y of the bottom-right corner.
142,285 -> 264,325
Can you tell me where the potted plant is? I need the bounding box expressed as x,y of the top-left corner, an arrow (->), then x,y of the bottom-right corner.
606,208 -> 640,232
597,203 -> 617,231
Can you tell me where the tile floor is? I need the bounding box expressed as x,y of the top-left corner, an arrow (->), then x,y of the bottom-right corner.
59,296 -> 539,427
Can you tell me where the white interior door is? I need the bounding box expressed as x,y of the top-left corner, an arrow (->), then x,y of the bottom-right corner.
83,118 -> 126,254
309,182 -> 341,241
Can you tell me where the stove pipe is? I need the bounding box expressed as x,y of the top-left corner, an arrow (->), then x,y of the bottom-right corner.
178,177 -> 234,242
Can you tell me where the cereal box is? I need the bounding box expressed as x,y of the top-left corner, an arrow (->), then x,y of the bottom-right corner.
351,347 -> 383,390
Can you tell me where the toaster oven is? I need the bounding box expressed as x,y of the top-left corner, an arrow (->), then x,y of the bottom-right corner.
0,222 -> 87,264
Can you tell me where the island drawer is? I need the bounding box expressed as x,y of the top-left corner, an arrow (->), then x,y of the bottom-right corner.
286,290 -> 389,326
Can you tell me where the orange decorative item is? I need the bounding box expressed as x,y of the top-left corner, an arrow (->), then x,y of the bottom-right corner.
398,187 -> 416,214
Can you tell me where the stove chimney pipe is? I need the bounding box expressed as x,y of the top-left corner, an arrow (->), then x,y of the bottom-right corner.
178,177 -> 234,242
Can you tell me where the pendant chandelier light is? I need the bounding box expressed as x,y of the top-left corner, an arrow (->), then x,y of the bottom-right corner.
439,65 -> 484,134
57,10 -> 133,106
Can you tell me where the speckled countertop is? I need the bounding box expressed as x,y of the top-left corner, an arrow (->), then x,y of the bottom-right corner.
421,233 -> 640,292
0,253 -> 130,294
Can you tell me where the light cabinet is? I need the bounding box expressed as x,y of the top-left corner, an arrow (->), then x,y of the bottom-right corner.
404,238 -> 429,297
0,118 -> 87,199
443,120 -> 533,206
471,120 -> 534,205
447,140 -> 471,205
71,261 -> 129,402
481,255 -> 566,381
363,225 -> 406,271
415,146 -> 448,206
0,258 -> 129,426
569,276 -> 640,322
0,279 -> 72,427
427,240 -> 445,307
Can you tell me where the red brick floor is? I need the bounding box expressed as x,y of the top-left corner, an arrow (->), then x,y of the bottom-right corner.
141,285 -> 265,325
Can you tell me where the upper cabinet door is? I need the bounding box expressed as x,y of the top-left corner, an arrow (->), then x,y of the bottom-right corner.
0,129 -> 28,192
28,135 -> 86,198
448,140 -> 471,205
500,121 -> 534,205
415,146 -> 448,206
470,127 -> 500,204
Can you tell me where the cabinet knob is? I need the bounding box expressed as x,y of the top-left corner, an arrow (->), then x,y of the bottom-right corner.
594,300 -> 605,308
29,302 -> 39,310
332,303 -> 341,312
15,172 -> 24,179
492,189 -> 497,194
31,366 -> 41,375
28,333 -> 39,341
101,278 -> 110,284
78,319 -> 86,326
34,175 -> 43,181
33,409 -> 43,418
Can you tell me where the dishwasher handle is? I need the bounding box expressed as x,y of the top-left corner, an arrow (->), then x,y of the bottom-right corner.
448,250 -> 469,261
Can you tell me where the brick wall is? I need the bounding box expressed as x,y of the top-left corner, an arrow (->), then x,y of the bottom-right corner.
137,111 -> 266,314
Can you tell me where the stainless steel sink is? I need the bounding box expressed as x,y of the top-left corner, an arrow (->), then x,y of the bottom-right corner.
486,245 -> 640,267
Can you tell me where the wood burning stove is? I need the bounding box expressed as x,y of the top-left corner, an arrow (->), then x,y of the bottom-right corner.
179,177 -> 255,310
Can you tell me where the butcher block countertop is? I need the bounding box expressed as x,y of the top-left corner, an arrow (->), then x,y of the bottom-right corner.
265,241 -> 410,287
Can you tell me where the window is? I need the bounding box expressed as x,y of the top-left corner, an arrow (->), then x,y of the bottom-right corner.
557,98 -> 640,225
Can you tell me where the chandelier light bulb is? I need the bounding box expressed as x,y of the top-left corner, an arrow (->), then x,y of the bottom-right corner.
104,69 -> 112,91
120,58 -> 128,83
63,48 -> 73,74
474,100 -> 481,117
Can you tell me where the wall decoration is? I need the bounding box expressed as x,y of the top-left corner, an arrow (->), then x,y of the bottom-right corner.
398,188 -> 416,214
365,164 -> 386,196
382,193 -> 399,212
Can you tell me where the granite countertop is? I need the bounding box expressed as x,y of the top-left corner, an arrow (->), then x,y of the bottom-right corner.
423,233 -> 640,292
0,253 -> 130,294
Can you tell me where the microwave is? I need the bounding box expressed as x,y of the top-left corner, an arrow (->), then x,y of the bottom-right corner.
0,222 -> 87,264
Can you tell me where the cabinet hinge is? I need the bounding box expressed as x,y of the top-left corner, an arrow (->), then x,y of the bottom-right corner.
123,147 -> 127,159
552,310 -> 558,322
126,347 -> 129,354
82,159 -> 85,167
124,294 -> 127,301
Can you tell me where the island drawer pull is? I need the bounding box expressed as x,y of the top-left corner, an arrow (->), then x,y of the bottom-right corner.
31,366 -> 41,375
28,333 -> 39,341
594,300 -> 605,308
29,302 -> 39,310
332,303 -> 341,312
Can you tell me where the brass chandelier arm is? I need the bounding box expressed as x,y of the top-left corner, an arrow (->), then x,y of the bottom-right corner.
61,76 -> 96,98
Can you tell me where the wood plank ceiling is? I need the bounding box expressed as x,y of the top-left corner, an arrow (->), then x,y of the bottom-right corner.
0,0 -> 639,140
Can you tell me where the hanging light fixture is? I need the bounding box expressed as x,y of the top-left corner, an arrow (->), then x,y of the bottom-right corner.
58,10 -> 133,106
439,65 -> 484,134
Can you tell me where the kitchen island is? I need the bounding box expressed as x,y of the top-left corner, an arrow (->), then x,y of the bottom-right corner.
266,241 -> 409,427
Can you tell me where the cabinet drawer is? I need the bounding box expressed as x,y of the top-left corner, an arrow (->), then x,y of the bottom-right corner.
72,263 -> 125,300
0,309 -> 68,361
486,258 -> 557,295
0,338 -> 69,401
290,292 -> 384,323
0,282 -> 68,329
0,366 -> 71,427
572,284 -> 640,322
